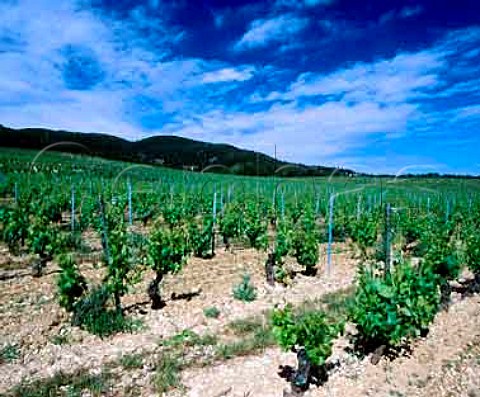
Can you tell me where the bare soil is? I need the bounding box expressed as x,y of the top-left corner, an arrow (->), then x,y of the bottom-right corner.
1,234 -> 479,397
0,240 -> 355,393
171,292 -> 480,397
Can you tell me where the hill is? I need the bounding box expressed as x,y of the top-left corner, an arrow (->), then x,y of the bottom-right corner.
0,124 -> 354,177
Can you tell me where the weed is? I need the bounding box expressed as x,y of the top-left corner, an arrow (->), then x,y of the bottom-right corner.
203,306 -> 220,319
2,370 -> 111,397
50,333 -> 70,346
216,325 -> 274,360
120,353 -> 144,370
228,317 -> 264,336
0,343 -> 20,364
232,273 -> 257,302
160,329 -> 218,348
153,353 -> 183,394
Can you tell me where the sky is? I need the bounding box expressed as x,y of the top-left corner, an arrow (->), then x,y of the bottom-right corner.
0,0 -> 479,174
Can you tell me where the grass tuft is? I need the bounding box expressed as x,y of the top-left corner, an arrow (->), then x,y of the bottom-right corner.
203,306 -> 221,319
153,353 -> 183,394
1,370 -> 112,397
159,329 -> 218,349
120,353 -> 144,370
0,343 -> 20,364
232,273 -> 257,302
228,317 -> 265,336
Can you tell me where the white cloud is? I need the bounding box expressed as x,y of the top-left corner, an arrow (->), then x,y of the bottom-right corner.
256,50 -> 444,104
201,67 -> 255,84
0,0 -> 249,136
174,28 -> 479,165
0,0 -> 166,137
234,14 -> 308,51
1,90 -> 141,139
163,99 -> 415,165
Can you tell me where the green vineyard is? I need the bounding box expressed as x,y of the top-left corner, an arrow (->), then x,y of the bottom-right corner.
0,147 -> 479,395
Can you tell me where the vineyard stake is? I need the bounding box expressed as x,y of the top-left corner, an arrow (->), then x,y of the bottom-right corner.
327,194 -> 335,274
445,199 -> 450,223
357,194 -> 361,221
281,191 -> 285,220
384,203 -> 392,278
220,189 -> 224,215
98,195 -> 111,265
71,185 -> 75,232
212,190 -> 217,256
127,179 -> 132,225
272,188 -> 276,218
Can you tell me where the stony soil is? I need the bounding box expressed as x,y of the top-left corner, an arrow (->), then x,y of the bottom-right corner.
0,240 -> 355,393
172,291 -> 480,397
1,235 -> 479,397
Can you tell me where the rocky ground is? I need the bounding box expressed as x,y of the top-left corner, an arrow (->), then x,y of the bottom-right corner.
0,241 -> 355,394
173,292 -> 480,397
1,238 -> 479,397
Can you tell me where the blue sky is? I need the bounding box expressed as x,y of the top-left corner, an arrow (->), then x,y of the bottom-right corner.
0,0 -> 479,174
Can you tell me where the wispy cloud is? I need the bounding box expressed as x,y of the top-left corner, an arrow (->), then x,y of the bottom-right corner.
234,14 -> 308,51
454,104 -> 480,119
259,50 -> 444,104
201,66 -> 255,84
379,5 -> 424,24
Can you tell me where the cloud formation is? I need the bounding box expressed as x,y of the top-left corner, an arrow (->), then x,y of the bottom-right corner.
0,0 -> 479,173
234,14 -> 309,51
201,67 -> 256,84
